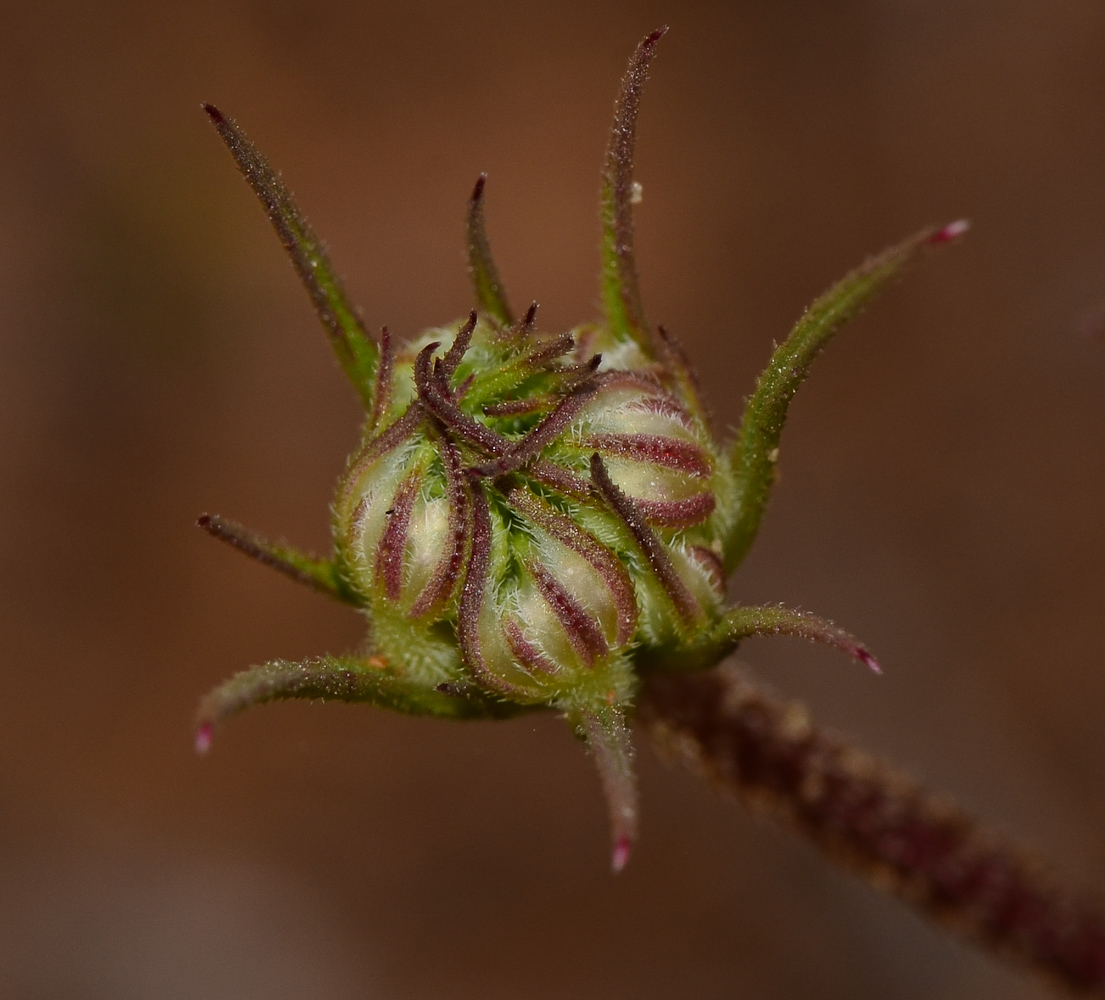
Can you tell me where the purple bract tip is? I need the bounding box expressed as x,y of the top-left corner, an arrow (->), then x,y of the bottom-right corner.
195,722 -> 213,754
857,650 -> 882,675
612,835 -> 633,873
928,219 -> 970,245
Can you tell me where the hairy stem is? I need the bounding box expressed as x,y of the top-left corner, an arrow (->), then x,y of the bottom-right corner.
640,664 -> 1105,994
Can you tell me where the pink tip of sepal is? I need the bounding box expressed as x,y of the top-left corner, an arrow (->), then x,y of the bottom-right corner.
857,649 -> 883,675
611,835 -> 633,874
927,219 -> 970,245
194,722 -> 213,755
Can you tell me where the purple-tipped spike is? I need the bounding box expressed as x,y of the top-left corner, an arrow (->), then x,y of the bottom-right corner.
700,604 -> 883,676
928,219 -> 970,244
856,649 -> 883,675
577,705 -> 639,876
195,721 -> 213,754
612,835 -> 633,874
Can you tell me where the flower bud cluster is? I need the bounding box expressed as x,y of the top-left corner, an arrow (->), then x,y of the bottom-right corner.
333,312 -> 733,714
197,27 -> 960,870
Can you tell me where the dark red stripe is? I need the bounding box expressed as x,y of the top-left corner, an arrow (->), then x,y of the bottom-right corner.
529,561 -> 609,667
374,469 -> 422,600
506,487 -> 638,646
634,492 -> 716,528
408,436 -> 469,618
504,618 -> 561,675
584,432 -> 711,477
589,453 -> 702,626
528,462 -> 592,501
456,481 -> 523,697
338,404 -> 424,515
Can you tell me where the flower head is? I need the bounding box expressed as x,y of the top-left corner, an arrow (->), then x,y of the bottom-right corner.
196,29 -> 964,870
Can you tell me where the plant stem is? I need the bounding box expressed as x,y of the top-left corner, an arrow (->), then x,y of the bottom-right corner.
640,664 -> 1105,994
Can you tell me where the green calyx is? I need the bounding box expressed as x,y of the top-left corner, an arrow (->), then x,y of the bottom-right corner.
196,29 -> 965,872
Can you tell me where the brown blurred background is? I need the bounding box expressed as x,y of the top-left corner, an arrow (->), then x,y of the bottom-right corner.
1,1 -> 1104,997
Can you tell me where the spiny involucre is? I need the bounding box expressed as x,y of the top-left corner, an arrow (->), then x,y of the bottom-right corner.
196,28 -> 966,871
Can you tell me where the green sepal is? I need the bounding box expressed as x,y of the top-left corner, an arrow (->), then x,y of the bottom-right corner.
196,654 -> 529,744
466,174 -> 514,326
204,105 -> 379,410
568,702 -> 638,872
635,603 -> 880,675
724,223 -> 965,573
599,28 -> 667,353
198,514 -> 360,606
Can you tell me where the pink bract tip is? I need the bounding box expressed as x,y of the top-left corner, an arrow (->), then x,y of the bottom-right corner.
858,650 -> 882,675
195,722 -> 213,754
928,219 -> 970,245
611,835 -> 633,874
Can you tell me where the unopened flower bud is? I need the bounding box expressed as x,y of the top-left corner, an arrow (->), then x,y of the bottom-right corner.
333,311 -> 729,708
196,28 -> 963,871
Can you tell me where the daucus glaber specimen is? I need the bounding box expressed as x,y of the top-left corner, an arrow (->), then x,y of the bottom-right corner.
196,28 -> 965,872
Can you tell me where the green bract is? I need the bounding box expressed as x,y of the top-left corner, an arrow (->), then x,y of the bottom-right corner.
196,28 -> 964,871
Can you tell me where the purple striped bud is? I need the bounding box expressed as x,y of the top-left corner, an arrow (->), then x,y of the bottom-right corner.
198,28 -> 933,871
332,314 -> 732,699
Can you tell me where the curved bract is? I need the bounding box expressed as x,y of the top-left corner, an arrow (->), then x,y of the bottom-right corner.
196,30 -> 965,871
